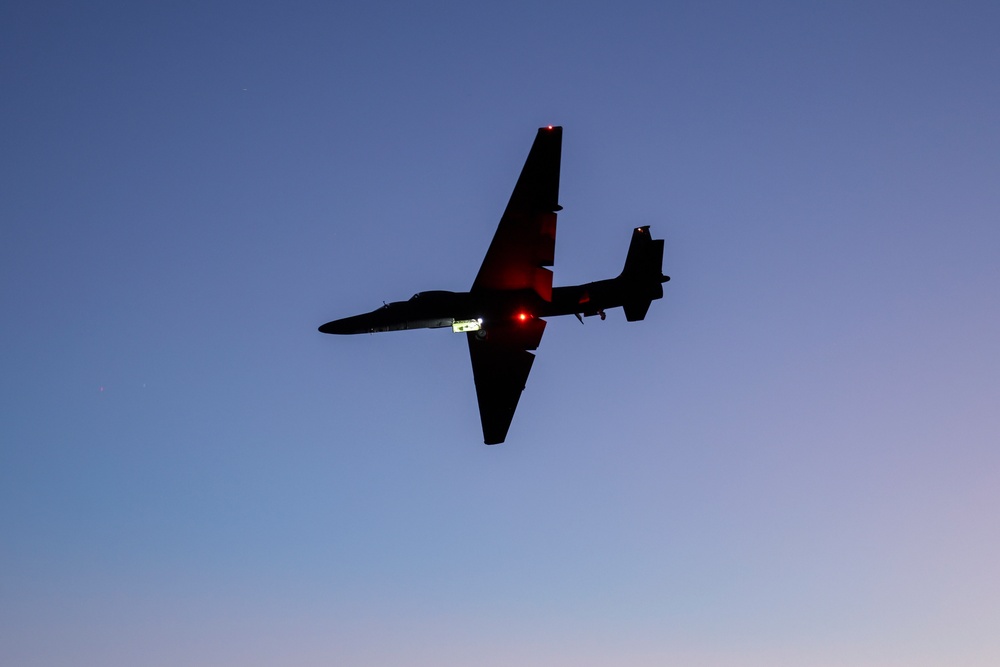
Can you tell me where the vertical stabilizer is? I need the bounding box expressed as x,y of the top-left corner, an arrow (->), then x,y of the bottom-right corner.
619,226 -> 668,321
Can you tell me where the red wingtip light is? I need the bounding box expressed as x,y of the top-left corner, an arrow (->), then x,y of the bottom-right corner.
518,312 -> 528,322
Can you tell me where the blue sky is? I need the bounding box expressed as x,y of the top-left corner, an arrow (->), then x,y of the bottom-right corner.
2,2 -> 999,665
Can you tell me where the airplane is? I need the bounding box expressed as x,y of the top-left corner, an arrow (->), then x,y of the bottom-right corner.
319,126 -> 669,444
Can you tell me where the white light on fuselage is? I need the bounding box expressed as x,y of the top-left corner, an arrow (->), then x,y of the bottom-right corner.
452,319 -> 482,333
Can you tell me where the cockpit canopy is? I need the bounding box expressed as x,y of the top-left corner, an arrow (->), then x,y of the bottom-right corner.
410,290 -> 454,302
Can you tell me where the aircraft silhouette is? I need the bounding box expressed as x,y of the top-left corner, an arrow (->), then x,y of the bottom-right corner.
319,126 -> 669,444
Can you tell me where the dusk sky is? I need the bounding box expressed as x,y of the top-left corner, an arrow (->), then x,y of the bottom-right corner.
3,2 -> 999,665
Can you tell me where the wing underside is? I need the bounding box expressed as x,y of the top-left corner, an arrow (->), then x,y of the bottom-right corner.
467,334 -> 535,445
467,315 -> 546,444
467,126 -> 562,444
471,126 -> 562,300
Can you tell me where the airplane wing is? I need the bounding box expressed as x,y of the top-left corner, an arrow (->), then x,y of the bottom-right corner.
467,127 -> 561,444
467,316 -> 546,445
471,126 -> 562,301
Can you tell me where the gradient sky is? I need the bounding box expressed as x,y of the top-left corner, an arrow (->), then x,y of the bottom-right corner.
3,2 -> 999,665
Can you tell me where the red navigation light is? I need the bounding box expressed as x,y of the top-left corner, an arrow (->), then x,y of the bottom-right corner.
517,312 -> 529,322
546,125 -> 553,130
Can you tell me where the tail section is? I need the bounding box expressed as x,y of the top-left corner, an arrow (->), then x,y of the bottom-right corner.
619,226 -> 669,321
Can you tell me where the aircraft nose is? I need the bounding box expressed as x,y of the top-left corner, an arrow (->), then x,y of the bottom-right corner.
319,319 -> 351,334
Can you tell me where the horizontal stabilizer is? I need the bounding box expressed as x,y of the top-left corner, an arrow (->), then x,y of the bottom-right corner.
623,300 -> 652,322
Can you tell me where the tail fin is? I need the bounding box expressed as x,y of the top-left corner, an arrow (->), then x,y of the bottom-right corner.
619,226 -> 669,321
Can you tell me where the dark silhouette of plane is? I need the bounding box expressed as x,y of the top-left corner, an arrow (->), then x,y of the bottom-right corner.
319,126 -> 669,444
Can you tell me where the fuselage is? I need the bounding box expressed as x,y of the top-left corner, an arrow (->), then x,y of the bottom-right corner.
318,273 -> 668,335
